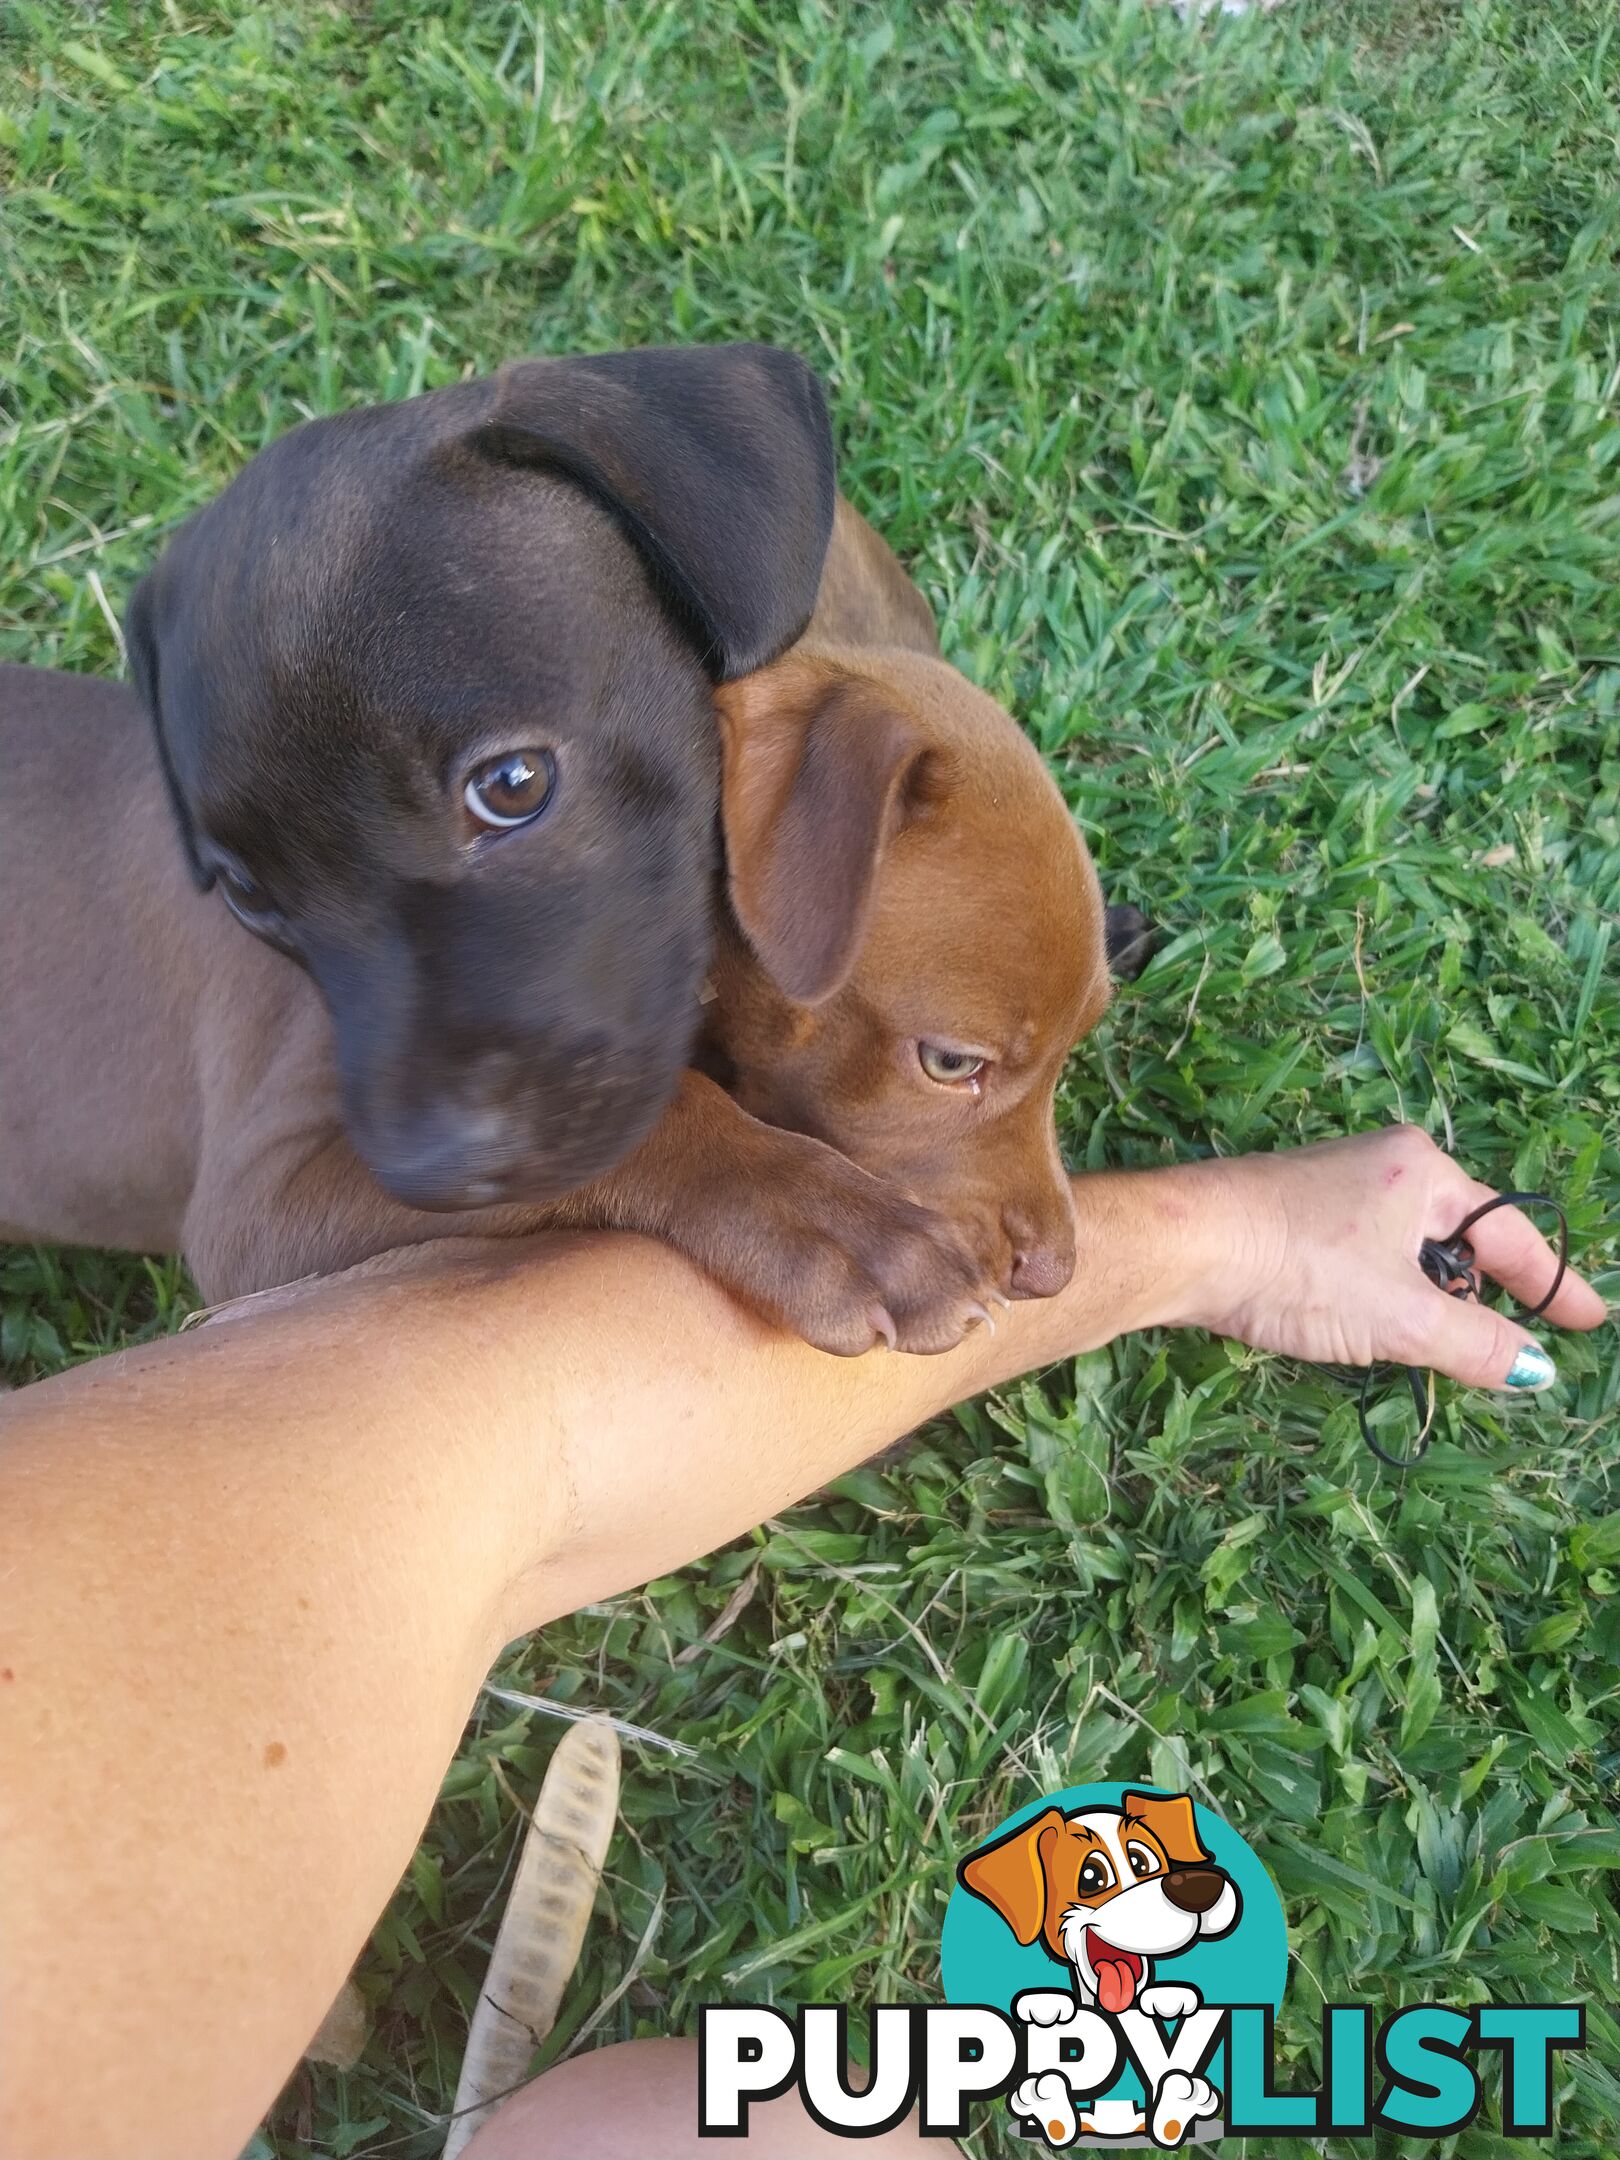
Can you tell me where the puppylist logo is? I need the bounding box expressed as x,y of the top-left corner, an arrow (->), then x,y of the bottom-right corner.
699,1782 -> 1584,2149
949,1784 -> 1263,2147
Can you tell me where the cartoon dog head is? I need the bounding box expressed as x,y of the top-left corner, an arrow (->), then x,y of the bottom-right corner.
958,1792 -> 1240,2015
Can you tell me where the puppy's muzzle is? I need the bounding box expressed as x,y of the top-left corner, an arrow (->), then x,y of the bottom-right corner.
356,1040 -> 667,1212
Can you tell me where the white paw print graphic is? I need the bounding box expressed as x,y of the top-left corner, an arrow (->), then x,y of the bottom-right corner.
1011,2070 -> 1077,2147
1150,2068 -> 1220,2148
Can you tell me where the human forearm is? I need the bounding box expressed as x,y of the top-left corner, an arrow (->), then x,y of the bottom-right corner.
0,1257 -> 538,2160
511,1160 -> 1217,1629
0,1137 -> 1598,2160
510,1129 -> 1605,1626
0,1166 -> 1205,2160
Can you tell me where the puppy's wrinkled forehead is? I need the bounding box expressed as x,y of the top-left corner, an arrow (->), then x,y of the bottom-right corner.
860,656 -> 1110,1049
164,411 -> 710,867
133,341 -> 838,904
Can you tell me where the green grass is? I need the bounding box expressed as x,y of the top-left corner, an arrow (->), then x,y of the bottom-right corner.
4,0 -> 1620,2152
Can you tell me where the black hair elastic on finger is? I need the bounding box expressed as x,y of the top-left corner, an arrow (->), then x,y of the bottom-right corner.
1356,1190 -> 1570,1470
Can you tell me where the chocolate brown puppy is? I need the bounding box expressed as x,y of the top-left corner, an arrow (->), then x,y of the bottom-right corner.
2,510 -> 1140,1351
126,343 -> 835,1212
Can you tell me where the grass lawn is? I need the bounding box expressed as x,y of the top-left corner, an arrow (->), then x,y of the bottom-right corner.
4,1 -> 1620,2152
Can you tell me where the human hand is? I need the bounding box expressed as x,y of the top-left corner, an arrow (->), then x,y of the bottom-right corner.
1176,1126 -> 1607,1389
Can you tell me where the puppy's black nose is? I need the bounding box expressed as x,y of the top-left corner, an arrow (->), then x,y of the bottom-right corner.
1163,1867 -> 1226,1915
367,1122 -> 524,1212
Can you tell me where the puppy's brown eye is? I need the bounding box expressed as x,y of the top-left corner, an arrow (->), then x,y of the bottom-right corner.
1126,1842 -> 1160,1881
465,749 -> 556,830
1078,1856 -> 1115,1896
918,1042 -> 987,1086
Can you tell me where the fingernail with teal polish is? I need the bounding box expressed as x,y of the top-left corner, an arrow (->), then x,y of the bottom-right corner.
1506,1343 -> 1556,1391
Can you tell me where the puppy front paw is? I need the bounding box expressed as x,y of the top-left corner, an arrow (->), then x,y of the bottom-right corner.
1012,1989 -> 1079,2028
1150,2069 -> 1220,2148
706,1135 -> 997,1355
1137,1982 -> 1203,2022
1010,2071 -> 1077,2147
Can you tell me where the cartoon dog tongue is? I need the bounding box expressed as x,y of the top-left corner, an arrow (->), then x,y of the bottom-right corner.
1089,1938 -> 1140,2013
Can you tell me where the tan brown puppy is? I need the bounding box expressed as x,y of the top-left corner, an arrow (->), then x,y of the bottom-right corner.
710,644 -> 1109,1310
0,510 -> 1120,1353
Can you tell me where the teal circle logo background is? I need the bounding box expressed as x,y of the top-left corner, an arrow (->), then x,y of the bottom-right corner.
941,1782 -> 1287,2111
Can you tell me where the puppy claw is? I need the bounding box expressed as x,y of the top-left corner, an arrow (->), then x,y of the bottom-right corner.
965,1300 -> 996,1336
868,1305 -> 898,1352
989,1289 -> 1013,1311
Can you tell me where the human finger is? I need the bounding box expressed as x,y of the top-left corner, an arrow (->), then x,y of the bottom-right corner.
1410,1279 -> 1557,1393
1444,1191 -> 1607,1332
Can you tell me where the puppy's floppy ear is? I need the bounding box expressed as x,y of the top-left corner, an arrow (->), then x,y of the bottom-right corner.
957,1807 -> 1068,1948
472,343 -> 836,681
715,655 -> 940,1006
1121,1792 -> 1210,1868
125,568 -> 214,892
